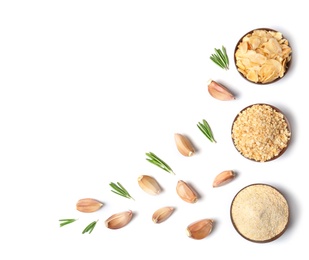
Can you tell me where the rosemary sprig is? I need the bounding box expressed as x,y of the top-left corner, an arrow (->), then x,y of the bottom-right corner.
82,220 -> 98,234
197,119 -> 216,143
210,46 -> 229,70
146,152 -> 175,175
59,218 -> 78,227
110,182 -> 135,200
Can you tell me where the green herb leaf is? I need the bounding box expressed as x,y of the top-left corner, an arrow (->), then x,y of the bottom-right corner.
197,119 -> 216,143
146,152 -> 175,175
210,46 -> 229,70
82,220 -> 98,234
59,218 -> 78,227
110,182 -> 135,200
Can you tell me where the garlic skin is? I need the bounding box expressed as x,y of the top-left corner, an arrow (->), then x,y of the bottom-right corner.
176,180 -> 198,203
174,133 -> 195,157
186,219 -> 214,240
76,198 -> 103,213
208,79 -> 235,101
152,206 -> 175,224
212,170 -> 235,187
105,210 -> 133,229
138,175 -> 161,195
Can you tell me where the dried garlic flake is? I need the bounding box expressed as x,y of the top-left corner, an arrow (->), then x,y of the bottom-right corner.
235,29 -> 292,84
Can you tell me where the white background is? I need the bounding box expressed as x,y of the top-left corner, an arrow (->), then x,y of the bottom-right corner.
1,1 -> 308,259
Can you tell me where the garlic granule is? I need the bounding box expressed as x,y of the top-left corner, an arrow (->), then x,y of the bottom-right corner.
231,104 -> 291,162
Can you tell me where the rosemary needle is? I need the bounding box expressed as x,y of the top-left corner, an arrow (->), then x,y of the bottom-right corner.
82,220 -> 98,234
110,182 -> 135,200
59,218 -> 78,227
146,152 -> 175,175
197,119 -> 216,143
210,46 -> 229,70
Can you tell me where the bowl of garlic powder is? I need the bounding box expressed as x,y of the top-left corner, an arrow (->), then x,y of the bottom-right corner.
230,183 -> 290,243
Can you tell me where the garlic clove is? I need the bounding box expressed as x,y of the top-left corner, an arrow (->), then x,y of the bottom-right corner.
152,206 -> 175,224
186,219 -> 214,240
174,133 -> 195,157
212,170 -> 235,187
138,175 -> 161,195
208,79 -> 235,101
76,198 -> 103,213
176,180 -> 198,203
105,210 -> 133,229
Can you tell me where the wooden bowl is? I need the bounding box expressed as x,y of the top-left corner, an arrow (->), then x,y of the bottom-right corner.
234,28 -> 292,84
230,183 -> 290,243
231,103 -> 291,162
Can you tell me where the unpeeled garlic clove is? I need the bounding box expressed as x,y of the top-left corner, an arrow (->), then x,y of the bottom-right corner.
138,175 -> 161,195
152,206 -> 175,224
186,219 -> 214,240
76,198 -> 103,213
174,133 -> 195,157
208,79 -> 235,101
212,170 -> 235,187
105,210 -> 133,229
176,180 -> 198,203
